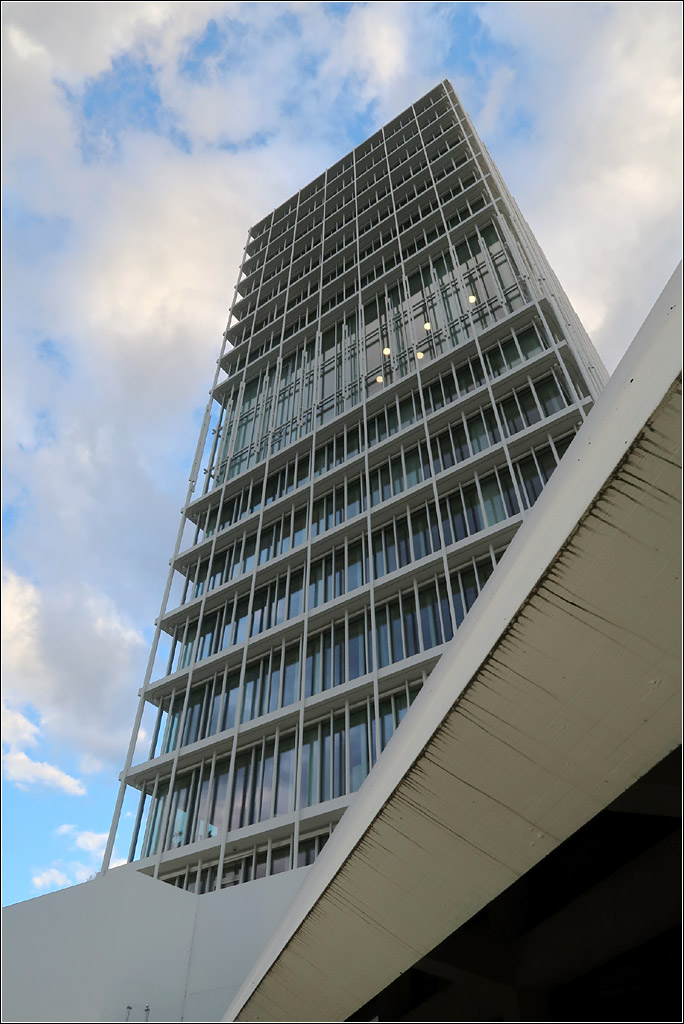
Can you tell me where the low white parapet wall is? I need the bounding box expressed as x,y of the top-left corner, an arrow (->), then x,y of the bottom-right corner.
2,863 -> 309,1022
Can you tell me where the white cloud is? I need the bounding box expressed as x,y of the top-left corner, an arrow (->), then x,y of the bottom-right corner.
30,825 -> 118,894
1,704 -> 39,750
7,24 -> 47,61
1,570 -> 146,768
31,859 -> 99,892
79,754 -> 105,775
339,3 -> 409,92
72,863 -> 98,884
74,830 -> 108,856
2,751 -> 86,795
31,867 -> 71,891
56,824 -> 108,857
3,1 -> 217,82
475,64 -> 516,140
475,1 -> 682,370
1,574 -> 43,679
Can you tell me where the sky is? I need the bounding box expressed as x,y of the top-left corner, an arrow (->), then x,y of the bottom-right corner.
1,0 -> 681,907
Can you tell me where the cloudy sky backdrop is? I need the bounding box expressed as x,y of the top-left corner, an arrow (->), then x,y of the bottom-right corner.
2,0 -> 681,905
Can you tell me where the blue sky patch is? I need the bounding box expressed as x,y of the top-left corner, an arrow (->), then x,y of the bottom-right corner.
36,339 -> 71,378
59,54 -> 189,162
2,193 -> 72,262
2,500 -> 23,536
17,409 -> 57,453
217,129 -> 275,153
178,18 -> 227,81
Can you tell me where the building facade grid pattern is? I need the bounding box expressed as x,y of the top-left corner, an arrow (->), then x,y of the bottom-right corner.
104,81 -> 606,896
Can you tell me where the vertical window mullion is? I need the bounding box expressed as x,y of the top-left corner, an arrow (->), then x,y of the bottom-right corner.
128,783 -> 148,863
527,375 -> 546,421
509,326 -> 525,364
458,408 -> 472,459
344,702 -> 351,797
472,470 -> 489,531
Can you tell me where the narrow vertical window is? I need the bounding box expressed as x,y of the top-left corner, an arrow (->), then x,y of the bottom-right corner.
389,601 -> 404,662
223,673 -> 240,730
419,583 -> 443,650
461,567 -> 479,611
349,708 -> 370,793
275,735 -> 297,816
372,532 -> 385,578
333,623 -> 345,687
300,726 -> 318,809
282,645 -> 300,706
376,608 -> 390,668
463,484 -> 484,535
348,540 -> 364,591
481,475 -> 506,527
259,742 -> 275,822
402,592 -> 420,657
396,519 -> 411,566
348,615 -> 367,680
288,569 -> 304,618
333,717 -> 345,798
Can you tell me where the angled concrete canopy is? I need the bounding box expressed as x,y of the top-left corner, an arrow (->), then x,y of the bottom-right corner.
226,265 -> 682,1022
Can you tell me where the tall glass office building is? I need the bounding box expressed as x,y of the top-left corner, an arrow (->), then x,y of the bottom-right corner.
104,81 -> 608,895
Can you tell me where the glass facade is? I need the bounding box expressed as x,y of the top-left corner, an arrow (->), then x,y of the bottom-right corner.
106,81 -> 606,894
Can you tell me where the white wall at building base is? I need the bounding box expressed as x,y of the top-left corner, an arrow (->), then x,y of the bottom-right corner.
1,863 -> 308,1023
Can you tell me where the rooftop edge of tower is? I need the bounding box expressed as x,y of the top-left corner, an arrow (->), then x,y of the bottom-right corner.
245,80 -> 455,245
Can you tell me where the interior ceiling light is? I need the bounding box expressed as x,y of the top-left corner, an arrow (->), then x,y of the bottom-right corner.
382,346 -> 391,356
468,295 -> 477,304
376,375 -> 383,383
424,321 -> 431,330
416,351 -> 425,359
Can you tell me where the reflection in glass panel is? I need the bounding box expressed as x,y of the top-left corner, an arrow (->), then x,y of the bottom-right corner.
501,396 -> 523,436
481,475 -> 506,527
348,540 -> 364,590
347,479 -> 361,518
348,615 -> 367,680
376,608 -> 390,668
209,761 -> 230,839
283,645 -> 300,705
271,845 -> 290,874
467,412 -> 488,454
349,709 -> 369,793
333,718 -> 345,799
412,510 -> 430,560
536,377 -> 565,416
288,570 -> 303,617
255,851 -> 267,879
463,484 -> 484,534
259,743 -> 275,822
389,601 -> 404,662
451,578 -> 465,628
403,592 -> 420,657
143,781 -> 168,857
462,568 -> 479,611
518,454 -> 543,507
419,584 -> 442,650
300,726 -> 318,809
223,673 -> 240,730
396,520 -> 411,567
517,327 -> 543,359
518,387 -> 541,426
